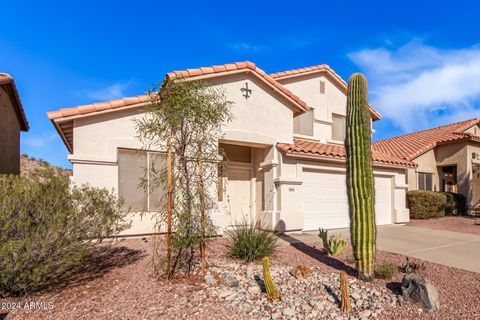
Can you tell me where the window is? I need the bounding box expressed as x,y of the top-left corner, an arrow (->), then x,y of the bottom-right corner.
418,172 -> 433,191
293,109 -> 314,136
331,114 -> 346,142
118,149 -> 166,211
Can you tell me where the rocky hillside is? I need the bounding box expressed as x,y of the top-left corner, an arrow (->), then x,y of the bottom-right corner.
20,154 -> 71,177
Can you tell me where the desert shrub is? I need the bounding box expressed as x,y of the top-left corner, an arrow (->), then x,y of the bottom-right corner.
0,171 -> 130,297
375,261 -> 398,279
440,192 -> 466,216
318,228 -> 347,256
407,190 -> 446,219
226,222 -> 277,262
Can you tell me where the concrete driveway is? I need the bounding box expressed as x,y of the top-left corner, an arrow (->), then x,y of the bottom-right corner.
279,225 -> 480,273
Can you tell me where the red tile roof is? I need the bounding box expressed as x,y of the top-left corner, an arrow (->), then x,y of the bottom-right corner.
166,61 -> 310,114
271,64 -> 343,82
0,73 -> 29,131
47,61 -> 310,122
373,118 -> 480,161
277,139 -> 416,167
47,61 -> 313,153
47,95 -> 150,120
270,64 -> 382,121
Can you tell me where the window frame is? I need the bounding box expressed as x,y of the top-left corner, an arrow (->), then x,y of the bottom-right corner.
331,113 -> 346,142
293,108 -> 314,137
418,172 -> 433,191
117,148 -> 166,212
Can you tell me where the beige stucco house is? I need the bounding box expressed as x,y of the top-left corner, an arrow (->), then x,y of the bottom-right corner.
374,118 -> 480,211
48,62 -> 413,235
0,73 -> 29,175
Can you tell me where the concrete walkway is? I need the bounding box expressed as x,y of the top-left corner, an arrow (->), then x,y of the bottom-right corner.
279,225 -> 480,273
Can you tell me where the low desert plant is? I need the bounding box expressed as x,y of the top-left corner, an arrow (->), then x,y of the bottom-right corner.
226,221 -> 277,262
318,228 -> 347,256
401,257 -> 426,273
375,261 -> 398,279
407,190 -> 446,219
0,170 -> 130,296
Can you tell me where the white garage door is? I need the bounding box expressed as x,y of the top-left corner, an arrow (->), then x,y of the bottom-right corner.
302,169 -> 392,230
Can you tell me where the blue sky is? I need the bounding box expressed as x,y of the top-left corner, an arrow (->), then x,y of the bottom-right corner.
2,1 -> 480,168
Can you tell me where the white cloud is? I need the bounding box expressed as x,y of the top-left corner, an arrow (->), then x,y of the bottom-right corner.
227,35 -> 319,53
349,39 -> 480,132
228,42 -> 264,52
23,132 -> 57,148
86,80 -> 133,101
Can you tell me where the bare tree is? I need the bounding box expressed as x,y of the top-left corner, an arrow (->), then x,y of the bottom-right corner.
136,78 -> 232,278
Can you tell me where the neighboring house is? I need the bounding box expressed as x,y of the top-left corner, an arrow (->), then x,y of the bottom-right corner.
0,73 -> 29,175
48,62 -> 412,235
374,118 -> 480,211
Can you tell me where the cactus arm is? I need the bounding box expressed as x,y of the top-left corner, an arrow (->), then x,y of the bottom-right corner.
262,256 -> 281,301
318,228 -> 330,255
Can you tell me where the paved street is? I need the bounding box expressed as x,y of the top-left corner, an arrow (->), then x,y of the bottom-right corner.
279,225 -> 480,273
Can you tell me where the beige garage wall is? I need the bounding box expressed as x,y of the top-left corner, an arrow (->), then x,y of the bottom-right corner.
271,153 -> 409,232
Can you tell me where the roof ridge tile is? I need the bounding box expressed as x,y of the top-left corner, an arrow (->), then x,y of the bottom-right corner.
278,139 -> 415,167
373,118 -> 480,161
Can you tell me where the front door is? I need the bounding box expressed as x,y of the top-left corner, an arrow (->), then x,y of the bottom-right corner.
224,164 -> 252,227
440,166 -> 457,192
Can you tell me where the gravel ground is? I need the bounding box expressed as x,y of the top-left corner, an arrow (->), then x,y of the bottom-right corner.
2,237 -> 480,320
406,216 -> 480,235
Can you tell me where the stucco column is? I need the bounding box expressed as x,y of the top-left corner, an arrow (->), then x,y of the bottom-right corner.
259,146 -> 278,230
393,169 -> 410,223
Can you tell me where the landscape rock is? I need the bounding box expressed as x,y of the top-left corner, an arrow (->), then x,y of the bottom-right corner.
283,307 -> 295,317
204,274 -> 216,286
248,286 -> 261,295
223,274 -> 240,288
401,273 -> 440,312
199,259 -> 400,319
351,292 -> 361,301
290,265 -> 311,278
359,309 -> 372,319
218,290 -> 231,299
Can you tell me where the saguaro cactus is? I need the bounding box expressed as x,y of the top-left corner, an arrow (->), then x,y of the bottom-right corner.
345,73 -> 376,281
340,271 -> 351,313
262,256 -> 281,300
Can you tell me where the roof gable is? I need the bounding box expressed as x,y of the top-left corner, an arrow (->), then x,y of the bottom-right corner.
47,62 -> 311,123
47,61 -> 313,153
270,64 -> 382,121
0,73 -> 29,131
372,118 -> 480,161
166,61 -> 310,115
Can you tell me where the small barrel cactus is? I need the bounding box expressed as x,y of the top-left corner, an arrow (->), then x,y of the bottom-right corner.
345,73 -> 376,281
340,271 -> 351,313
262,256 -> 281,301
